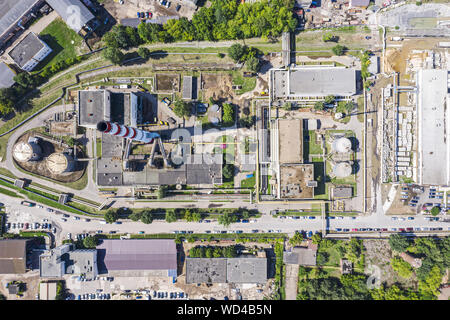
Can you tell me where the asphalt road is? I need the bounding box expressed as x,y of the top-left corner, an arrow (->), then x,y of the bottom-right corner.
2,194 -> 448,246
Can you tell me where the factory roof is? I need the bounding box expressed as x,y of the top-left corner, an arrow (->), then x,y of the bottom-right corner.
0,239 -> 29,274
8,32 -> 46,68
185,257 -> 268,284
96,239 -> 177,273
0,62 -> 16,88
46,0 -> 95,33
418,69 -> 450,186
283,246 -> 317,266
0,0 -> 41,39
332,186 -> 353,198
78,90 -> 111,127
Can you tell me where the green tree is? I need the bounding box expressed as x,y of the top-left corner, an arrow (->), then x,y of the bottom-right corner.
322,32 -> 335,42
317,251 -> 329,265
140,211 -> 153,224
418,265 -> 442,299
83,236 -> 99,248
314,101 -> 325,111
173,99 -> 191,119
289,231 -> 304,246
228,43 -> 247,62
430,206 -> 440,216
324,95 -> 336,104
282,102 -> 292,111
137,47 -> 151,59
14,72 -> 36,88
103,47 -> 124,65
222,164 -> 234,180
312,233 -> 322,245
184,209 -> 193,222
391,257 -> 413,279
389,234 -> 410,252
192,212 -> 202,222
128,211 -> 142,222
246,56 -> 260,73
157,185 -> 167,199
104,210 -> 119,224
165,210 -> 177,223
332,44 -> 347,56
222,103 -> 235,124
218,212 -> 237,227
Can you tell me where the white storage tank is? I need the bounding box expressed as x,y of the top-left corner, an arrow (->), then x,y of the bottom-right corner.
332,137 -> 352,153
13,138 -> 42,162
332,162 -> 352,178
46,153 -> 75,175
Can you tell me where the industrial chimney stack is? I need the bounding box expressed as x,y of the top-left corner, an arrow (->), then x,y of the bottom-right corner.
97,121 -> 160,144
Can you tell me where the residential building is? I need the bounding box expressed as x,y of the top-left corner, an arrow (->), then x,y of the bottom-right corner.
8,32 -> 52,72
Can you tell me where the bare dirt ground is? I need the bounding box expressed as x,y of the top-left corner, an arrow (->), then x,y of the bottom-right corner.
102,0 -> 196,22
201,73 -> 234,102
364,239 -> 418,289
0,272 -> 40,300
49,121 -> 77,136
284,264 -> 299,300
155,74 -> 180,92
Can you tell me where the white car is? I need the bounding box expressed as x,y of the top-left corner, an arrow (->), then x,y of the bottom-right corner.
67,233 -> 71,239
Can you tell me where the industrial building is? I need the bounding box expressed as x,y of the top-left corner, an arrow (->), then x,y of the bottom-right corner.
182,76 -> 197,100
272,67 -> 358,99
185,257 -> 268,284
417,69 -> 450,186
39,244 -> 98,279
0,62 -> 16,88
12,137 -> 42,162
275,119 -> 316,199
0,0 -> 44,49
96,239 -> 177,277
46,0 -> 96,34
0,239 -> 32,274
8,32 -> 52,72
283,242 -> 318,266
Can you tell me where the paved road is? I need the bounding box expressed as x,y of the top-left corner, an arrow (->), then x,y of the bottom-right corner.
2,195 -> 448,247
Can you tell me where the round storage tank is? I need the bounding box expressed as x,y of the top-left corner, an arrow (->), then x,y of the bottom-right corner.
332,162 -> 352,178
46,153 -> 75,175
13,142 -> 42,162
332,137 -> 352,153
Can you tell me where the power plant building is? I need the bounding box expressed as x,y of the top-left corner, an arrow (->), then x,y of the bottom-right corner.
13,137 -> 42,162
46,153 -> 75,175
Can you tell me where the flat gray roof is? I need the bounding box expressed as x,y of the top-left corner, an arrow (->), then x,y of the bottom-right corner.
182,76 -> 193,100
186,258 -> 227,284
46,0 -> 94,33
0,0 -> 41,38
185,257 -> 268,284
273,67 -> 357,98
8,32 -> 45,68
283,247 -> 317,266
0,62 -> 15,88
78,90 -> 110,127
418,69 -> 450,186
289,68 -> 357,97
226,258 -> 267,284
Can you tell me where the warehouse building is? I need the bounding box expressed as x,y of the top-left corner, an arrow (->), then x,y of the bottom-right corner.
272,67 -> 358,99
185,257 -> 268,284
417,69 -> 450,186
46,0 -> 95,34
96,239 -> 177,277
8,32 -> 52,72
0,0 -> 44,49
0,62 -> 16,88
39,244 -> 98,279
0,239 -> 32,274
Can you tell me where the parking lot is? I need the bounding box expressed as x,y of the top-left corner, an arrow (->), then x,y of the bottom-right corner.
65,275 -> 187,300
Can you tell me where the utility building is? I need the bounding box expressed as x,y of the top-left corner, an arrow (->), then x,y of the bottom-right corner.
8,32 -> 52,72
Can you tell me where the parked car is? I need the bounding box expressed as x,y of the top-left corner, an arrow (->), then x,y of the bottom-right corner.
176,4 -> 181,11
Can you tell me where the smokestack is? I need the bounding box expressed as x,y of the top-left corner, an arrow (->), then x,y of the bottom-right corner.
97,121 -> 160,144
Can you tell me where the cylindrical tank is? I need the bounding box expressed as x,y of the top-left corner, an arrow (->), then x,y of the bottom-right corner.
332,137 -> 352,153
332,162 -> 352,178
97,121 -> 160,144
13,141 -> 42,162
46,153 -> 75,175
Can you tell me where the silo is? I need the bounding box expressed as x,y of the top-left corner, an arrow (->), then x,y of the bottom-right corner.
332,162 -> 352,178
46,153 -> 75,175
332,137 -> 352,153
13,140 -> 42,162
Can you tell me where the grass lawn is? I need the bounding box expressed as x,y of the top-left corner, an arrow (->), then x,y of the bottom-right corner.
240,172 -> 256,189
308,131 -> 323,155
229,71 -> 257,95
36,18 -> 85,71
